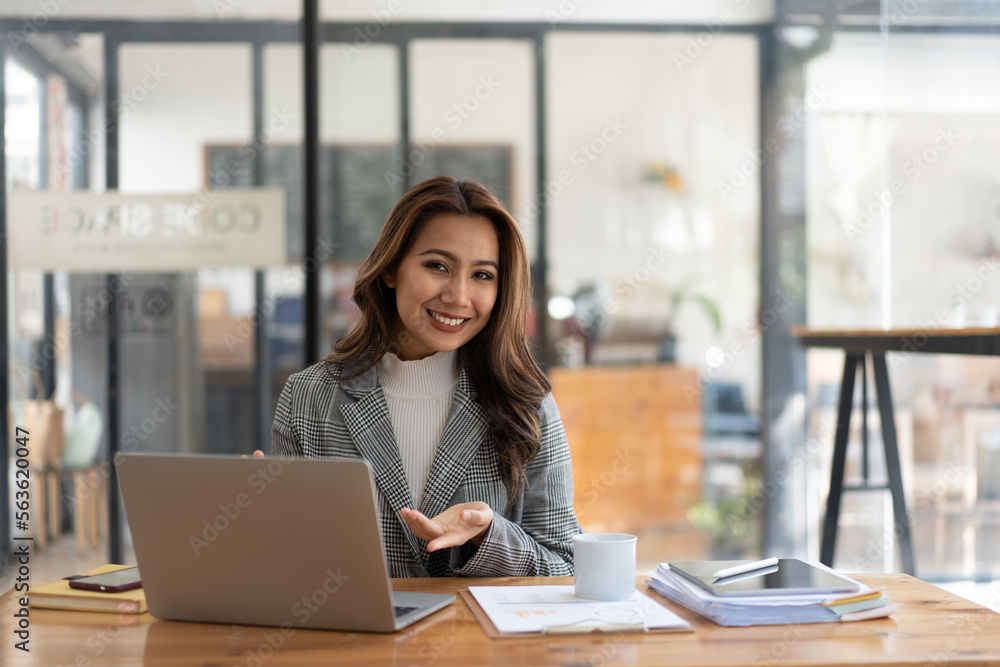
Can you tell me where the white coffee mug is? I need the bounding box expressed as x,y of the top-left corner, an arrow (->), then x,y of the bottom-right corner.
572,533 -> 637,601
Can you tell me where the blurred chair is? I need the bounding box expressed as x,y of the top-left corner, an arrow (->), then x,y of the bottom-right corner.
700,382 -> 762,507
702,382 -> 760,437
55,392 -> 106,553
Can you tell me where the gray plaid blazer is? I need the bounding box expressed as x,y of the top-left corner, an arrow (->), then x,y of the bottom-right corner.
271,356 -> 580,577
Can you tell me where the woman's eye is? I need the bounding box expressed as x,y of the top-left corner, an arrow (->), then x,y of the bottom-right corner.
474,271 -> 495,280
425,261 -> 447,271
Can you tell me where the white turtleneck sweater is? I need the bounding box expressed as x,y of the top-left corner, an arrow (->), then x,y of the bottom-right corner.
377,349 -> 460,508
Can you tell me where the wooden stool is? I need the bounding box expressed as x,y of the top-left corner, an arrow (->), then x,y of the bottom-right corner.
97,465 -> 108,541
70,466 -> 102,553
32,470 -> 47,550
47,469 -> 61,542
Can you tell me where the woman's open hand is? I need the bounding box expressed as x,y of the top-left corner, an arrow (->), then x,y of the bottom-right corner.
400,502 -> 493,552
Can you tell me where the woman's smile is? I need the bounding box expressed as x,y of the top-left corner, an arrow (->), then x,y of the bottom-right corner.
428,309 -> 470,329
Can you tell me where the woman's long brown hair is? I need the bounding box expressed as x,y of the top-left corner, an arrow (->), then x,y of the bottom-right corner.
329,176 -> 551,503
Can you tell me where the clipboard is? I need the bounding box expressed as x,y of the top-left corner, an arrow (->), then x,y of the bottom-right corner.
459,589 -> 694,638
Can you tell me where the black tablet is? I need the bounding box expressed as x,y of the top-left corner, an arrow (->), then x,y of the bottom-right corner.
666,559 -> 861,597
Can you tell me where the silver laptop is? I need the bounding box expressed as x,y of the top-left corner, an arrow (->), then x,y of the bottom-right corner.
116,453 -> 454,632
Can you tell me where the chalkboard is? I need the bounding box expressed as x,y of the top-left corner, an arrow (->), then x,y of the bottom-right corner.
205,143 -> 512,262
261,146 -> 310,261
328,146 -> 398,259
205,148 -> 254,188
412,145 -> 513,210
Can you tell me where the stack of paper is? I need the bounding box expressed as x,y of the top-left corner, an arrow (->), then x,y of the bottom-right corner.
646,562 -> 896,627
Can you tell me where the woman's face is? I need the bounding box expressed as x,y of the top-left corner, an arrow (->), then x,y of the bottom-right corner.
384,212 -> 500,361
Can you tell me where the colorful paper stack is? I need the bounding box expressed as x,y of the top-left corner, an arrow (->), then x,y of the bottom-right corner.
646,562 -> 896,627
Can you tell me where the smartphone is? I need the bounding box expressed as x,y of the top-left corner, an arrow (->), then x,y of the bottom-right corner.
68,567 -> 142,593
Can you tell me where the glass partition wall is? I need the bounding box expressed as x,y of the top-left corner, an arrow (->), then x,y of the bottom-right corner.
796,3 -> 1000,581
1,9 -> 304,570
546,32 -> 762,560
2,6 -> 771,578
6,2 -> 998,594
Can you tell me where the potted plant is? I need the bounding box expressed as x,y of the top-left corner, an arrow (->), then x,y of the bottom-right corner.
659,276 -> 722,363
686,472 -> 763,559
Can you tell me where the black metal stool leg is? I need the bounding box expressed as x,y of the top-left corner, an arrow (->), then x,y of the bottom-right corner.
821,353 -> 861,567
872,353 -> 916,575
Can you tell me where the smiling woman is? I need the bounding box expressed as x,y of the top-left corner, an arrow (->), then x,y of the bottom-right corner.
270,176 -> 581,578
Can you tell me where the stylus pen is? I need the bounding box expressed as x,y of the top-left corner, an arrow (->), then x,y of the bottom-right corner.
712,557 -> 779,579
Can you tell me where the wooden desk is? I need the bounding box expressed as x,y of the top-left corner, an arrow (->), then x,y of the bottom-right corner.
5,574 -> 999,666
793,326 -> 1000,577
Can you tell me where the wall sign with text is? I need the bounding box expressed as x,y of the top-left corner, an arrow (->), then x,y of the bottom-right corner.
8,188 -> 287,272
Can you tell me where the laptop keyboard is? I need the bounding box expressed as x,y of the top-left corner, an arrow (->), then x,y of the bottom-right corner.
394,605 -> 419,617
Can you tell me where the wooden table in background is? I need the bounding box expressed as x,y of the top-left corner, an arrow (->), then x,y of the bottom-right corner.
793,326 -> 1000,576
550,365 -> 702,534
4,574 -> 999,666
